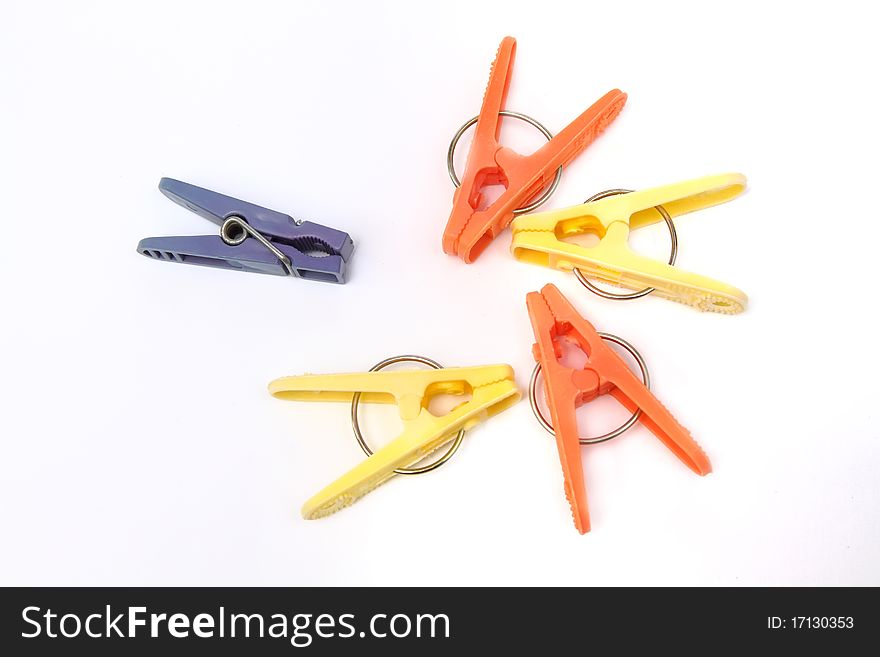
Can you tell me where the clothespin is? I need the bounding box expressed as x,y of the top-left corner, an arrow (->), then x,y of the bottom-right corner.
268,358 -> 520,519
138,178 -> 354,283
511,173 -> 748,312
442,36 -> 627,263
526,284 -> 711,533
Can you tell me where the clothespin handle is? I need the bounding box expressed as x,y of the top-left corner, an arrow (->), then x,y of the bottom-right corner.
159,178 -> 299,239
269,365 -> 518,422
270,372 -> 422,420
499,89 -> 628,192
138,234 -> 300,276
300,411 -> 453,519
468,36 -> 517,161
604,173 -> 746,230
609,388 -> 710,475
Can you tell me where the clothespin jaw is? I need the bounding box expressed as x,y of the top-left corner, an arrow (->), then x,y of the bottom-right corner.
526,284 -> 710,533
511,173 -> 748,312
442,36 -> 627,263
269,364 -> 520,519
138,178 -> 354,282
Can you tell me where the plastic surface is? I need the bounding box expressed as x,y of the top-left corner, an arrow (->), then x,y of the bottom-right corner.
526,284 -> 711,534
137,178 -> 354,282
511,173 -> 748,312
442,36 -> 627,263
269,365 -> 521,519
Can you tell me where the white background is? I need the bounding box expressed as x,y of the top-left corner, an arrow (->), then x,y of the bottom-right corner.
2,0 -> 878,586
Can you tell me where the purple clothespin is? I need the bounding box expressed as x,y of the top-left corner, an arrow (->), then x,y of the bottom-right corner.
137,179 -> 354,283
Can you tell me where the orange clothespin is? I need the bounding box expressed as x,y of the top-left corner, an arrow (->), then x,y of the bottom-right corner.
442,36 -> 627,263
526,283 -> 711,533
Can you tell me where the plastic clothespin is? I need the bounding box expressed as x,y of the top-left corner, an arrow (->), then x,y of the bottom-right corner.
512,173 -> 748,312
268,363 -> 520,519
442,36 -> 627,263
527,284 -> 711,533
137,178 -> 354,283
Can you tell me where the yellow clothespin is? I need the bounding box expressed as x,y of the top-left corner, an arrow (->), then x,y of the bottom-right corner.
510,173 -> 748,313
268,357 -> 520,519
